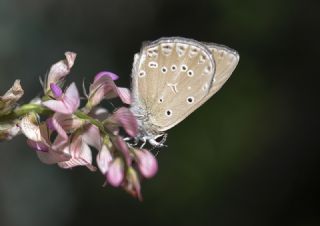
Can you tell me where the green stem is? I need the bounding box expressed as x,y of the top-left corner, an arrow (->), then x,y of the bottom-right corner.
0,103 -> 52,122
74,110 -> 107,134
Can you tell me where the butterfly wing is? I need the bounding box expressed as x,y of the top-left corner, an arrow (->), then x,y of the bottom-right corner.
131,37 -> 216,132
203,43 -> 239,100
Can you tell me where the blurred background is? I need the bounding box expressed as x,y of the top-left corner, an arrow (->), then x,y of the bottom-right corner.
0,0 -> 319,225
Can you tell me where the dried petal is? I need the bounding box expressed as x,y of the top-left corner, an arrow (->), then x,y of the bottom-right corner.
20,113 -> 42,142
0,122 -> 20,141
0,80 -> 24,115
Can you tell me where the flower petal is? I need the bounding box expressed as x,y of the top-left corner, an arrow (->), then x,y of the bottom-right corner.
27,139 -> 49,152
82,125 -> 102,150
94,71 -> 119,81
50,83 -> 63,98
46,52 -> 76,90
107,158 -> 124,187
111,107 -> 138,137
96,145 -> 113,175
0,122 -> 20,141
20,113 -> 42,142
62,82 -> 80,113
88,76 -> 131,107
0,80 -> 24,115
116,87 -> 131,105
114,136 -> 131,165
51,114 -> 68,140
135,149 -> 158,178
43,83 -> 80,114
58,134 -> 96,171
37,145 -> 71,164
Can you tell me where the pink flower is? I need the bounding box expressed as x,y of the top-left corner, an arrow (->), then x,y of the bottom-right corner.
58,132 -> 96,171
87,72 -> 131,109
20,115 -> 71,164
45,52 -> 76,92
108,107 -> 138,137
49,119 -> 101,171
96,144 -> 113,175
42,82 -> 80,114
134,149 -> 158,178
107,158 -> 124,187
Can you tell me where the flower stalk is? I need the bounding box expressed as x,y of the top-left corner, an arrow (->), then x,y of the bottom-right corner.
0,52 -> 158,200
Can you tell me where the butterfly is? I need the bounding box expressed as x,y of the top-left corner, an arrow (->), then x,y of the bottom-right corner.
130,37 -> 239,147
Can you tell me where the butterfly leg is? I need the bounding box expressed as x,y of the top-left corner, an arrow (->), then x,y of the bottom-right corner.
140,137 -> 147,149
149,133 -> 167,148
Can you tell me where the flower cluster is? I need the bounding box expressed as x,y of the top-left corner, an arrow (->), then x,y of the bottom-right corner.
0,52 -> 158,200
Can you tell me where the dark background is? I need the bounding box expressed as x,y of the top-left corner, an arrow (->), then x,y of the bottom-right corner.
0,0 -> 319,225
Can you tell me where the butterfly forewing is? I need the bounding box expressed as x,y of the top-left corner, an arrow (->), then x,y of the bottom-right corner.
132,38 -> 215,131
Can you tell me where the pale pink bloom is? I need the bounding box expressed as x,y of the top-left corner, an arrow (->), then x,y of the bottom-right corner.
109,107 -> 138,137
81,125 -> 102,150
42,82 -> 80,114
53,124 -> 101,171
35,142 -> 71,165
22,119 -> 71,164
87,72 -> 131,108
58,132 -> 96,171
134,149 -> 158,178
107,158 -> 124,187
0,80 -> 24,115
96,144 -> 113,175
47,112 -> 84,144
45,52 -> 76,91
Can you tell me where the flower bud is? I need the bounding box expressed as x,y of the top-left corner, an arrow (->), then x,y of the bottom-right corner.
107,158 -> 124,187
134,149 -> 158,178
